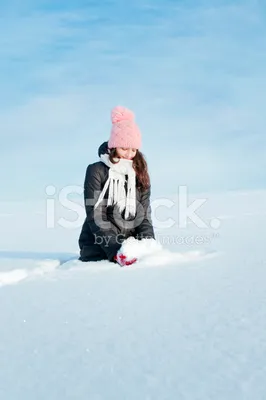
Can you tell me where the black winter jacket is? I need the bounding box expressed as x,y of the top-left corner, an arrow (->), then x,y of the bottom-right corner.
78,142 -> 155,262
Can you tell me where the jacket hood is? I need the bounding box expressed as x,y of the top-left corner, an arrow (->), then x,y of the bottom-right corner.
98,141 -> 109,157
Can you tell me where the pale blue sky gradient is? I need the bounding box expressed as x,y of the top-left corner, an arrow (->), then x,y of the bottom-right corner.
1,0 -> 266,200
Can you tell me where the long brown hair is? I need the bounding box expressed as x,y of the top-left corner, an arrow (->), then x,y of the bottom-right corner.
109,148 -> 150,191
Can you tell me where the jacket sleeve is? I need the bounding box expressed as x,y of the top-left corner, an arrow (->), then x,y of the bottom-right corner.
134,186 -> 155,240
83,164 -> 122,261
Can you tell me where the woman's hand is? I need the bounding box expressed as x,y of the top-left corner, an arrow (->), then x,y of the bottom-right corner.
114,252 -> 137,267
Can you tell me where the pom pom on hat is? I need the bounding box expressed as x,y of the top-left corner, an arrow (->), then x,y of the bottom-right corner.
108,106 -> 142,150
111,106 -> 135,124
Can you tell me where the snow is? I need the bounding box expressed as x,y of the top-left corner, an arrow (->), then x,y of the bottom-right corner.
1,191 -> 266,399
118,236 -> 215,266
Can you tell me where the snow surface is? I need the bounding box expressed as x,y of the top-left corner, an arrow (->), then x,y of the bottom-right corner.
1,191 -> 266,399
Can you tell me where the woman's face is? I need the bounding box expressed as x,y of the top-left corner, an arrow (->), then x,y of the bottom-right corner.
116,147 -> 137,160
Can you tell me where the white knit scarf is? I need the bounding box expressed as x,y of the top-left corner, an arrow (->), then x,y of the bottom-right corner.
94,153 -> 136,219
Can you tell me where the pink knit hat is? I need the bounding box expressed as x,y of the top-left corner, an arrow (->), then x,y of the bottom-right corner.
108,106 -> 142,149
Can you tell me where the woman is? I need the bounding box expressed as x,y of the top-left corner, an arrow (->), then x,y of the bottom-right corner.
78,106 -> 155,266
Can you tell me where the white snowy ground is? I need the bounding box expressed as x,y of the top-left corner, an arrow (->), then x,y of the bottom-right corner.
0,190 -> 266,399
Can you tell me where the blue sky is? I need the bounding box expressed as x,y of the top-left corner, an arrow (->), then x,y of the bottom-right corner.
0,0 -> 266,201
